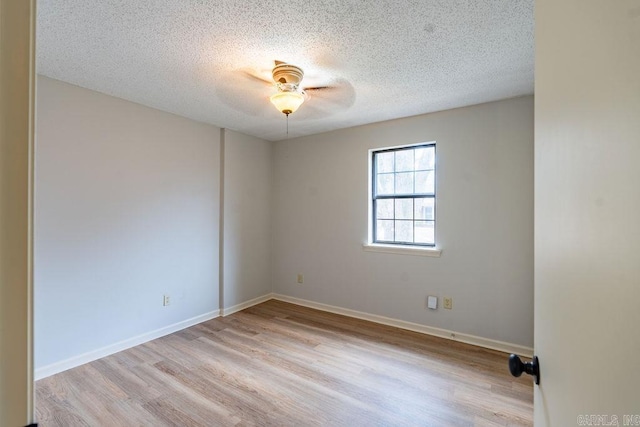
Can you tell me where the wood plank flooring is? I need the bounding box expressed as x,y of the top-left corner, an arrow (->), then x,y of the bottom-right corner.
36,300 -> 533,426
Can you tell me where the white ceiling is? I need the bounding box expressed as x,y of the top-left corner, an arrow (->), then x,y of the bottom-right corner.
36,0 -> 534,141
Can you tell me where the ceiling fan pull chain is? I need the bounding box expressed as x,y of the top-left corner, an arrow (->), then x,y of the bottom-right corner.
286,114 -> 289,139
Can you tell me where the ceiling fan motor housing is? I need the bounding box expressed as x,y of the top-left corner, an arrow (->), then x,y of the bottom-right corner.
272,63 -> 304,86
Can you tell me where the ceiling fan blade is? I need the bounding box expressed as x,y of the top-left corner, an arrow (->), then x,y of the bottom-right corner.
305,78 -> 355,108
304,86 -> 331,91
277,77 -> 355,120
241,70 -> 272,85
215,68 -> 275,116
216,88 -> 274,117
294,102 -> 333,119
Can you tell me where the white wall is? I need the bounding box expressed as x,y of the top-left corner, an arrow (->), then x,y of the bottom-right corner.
222,130 -> 273,311
35,76 -> 221,370
534,1 -> 640,424
272,96 -> 534,347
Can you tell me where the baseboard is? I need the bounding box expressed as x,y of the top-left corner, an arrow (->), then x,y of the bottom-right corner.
271,294 -> 533,358
36,294 -> 532,380
36,292 -> 274,381
35,310 -> 220,380
221,293 -> 274,316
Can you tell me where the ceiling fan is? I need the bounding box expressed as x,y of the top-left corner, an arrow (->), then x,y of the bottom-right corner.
269,61 -> 308,116
216,60 -> 355,119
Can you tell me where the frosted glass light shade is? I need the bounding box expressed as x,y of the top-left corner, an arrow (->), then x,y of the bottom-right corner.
270,91 -> 304,115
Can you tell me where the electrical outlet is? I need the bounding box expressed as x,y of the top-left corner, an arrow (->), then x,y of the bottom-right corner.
297,274 -> 304,284
163,294 -> 170,306
443,297 -> 452,310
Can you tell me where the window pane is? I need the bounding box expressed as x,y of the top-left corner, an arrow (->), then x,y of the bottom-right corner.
415,198 -> 435,220
395,149 -> 414,172
395,220 -> 414,242
415,221 -> 435,244
415,147 -> 435,170
372,144 -> 435,247
376,173 -> 394,195
415,170 -> 435,194
395,199 -> 413,220
376,199 -> 394,219
376,220 -> 394,241
376,152 -> 394,173
395,172 -> 414,194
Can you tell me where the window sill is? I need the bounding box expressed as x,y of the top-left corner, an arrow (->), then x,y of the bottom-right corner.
362,243 -> 442,257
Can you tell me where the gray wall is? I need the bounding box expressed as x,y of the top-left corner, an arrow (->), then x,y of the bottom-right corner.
35,76 -> 221,368
34,77 -> 534,373
272,96 -> 534,347
222,130 -> 273,309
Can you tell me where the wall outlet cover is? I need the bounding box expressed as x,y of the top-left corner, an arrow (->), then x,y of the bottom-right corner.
427,295 -> 438,309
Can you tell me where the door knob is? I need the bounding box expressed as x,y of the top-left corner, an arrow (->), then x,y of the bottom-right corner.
508,354 -> 540,385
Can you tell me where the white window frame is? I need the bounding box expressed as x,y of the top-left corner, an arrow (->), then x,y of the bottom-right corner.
364,142 -> 442,257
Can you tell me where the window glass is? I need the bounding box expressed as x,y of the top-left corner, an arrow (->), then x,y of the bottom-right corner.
372,143 -> 435,246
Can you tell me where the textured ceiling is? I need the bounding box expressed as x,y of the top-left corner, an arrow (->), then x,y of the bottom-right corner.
37,0 -> 534,141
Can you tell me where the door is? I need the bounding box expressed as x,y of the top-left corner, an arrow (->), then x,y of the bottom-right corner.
535,0 -> 640,424
0,0 -> 36,425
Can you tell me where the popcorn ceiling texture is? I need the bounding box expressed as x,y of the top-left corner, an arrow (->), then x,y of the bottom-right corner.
37,0 -> 533,141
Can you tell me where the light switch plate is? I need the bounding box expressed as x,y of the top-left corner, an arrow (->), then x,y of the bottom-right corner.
427,295 -> 438,310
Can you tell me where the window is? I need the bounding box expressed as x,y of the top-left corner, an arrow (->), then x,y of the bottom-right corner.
371,143 -> 436,246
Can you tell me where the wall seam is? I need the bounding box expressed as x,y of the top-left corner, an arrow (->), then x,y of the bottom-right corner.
218,128 -> 225,313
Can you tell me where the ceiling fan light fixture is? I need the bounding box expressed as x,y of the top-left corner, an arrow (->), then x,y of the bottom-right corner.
270,91 -> 305,115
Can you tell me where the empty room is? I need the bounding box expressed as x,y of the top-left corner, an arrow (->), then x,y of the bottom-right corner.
1,0 -> 638,426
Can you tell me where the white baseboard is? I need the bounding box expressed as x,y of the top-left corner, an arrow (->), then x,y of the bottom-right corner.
271,294 -> 533,358
35,310 -> 220,380
36,294 -> 532,381
221,293 -> 273,316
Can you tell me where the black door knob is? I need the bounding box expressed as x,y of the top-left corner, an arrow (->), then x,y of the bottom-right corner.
509,354 -> 540,385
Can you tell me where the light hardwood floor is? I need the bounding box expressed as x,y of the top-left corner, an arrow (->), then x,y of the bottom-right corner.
36,300 -> 533,426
